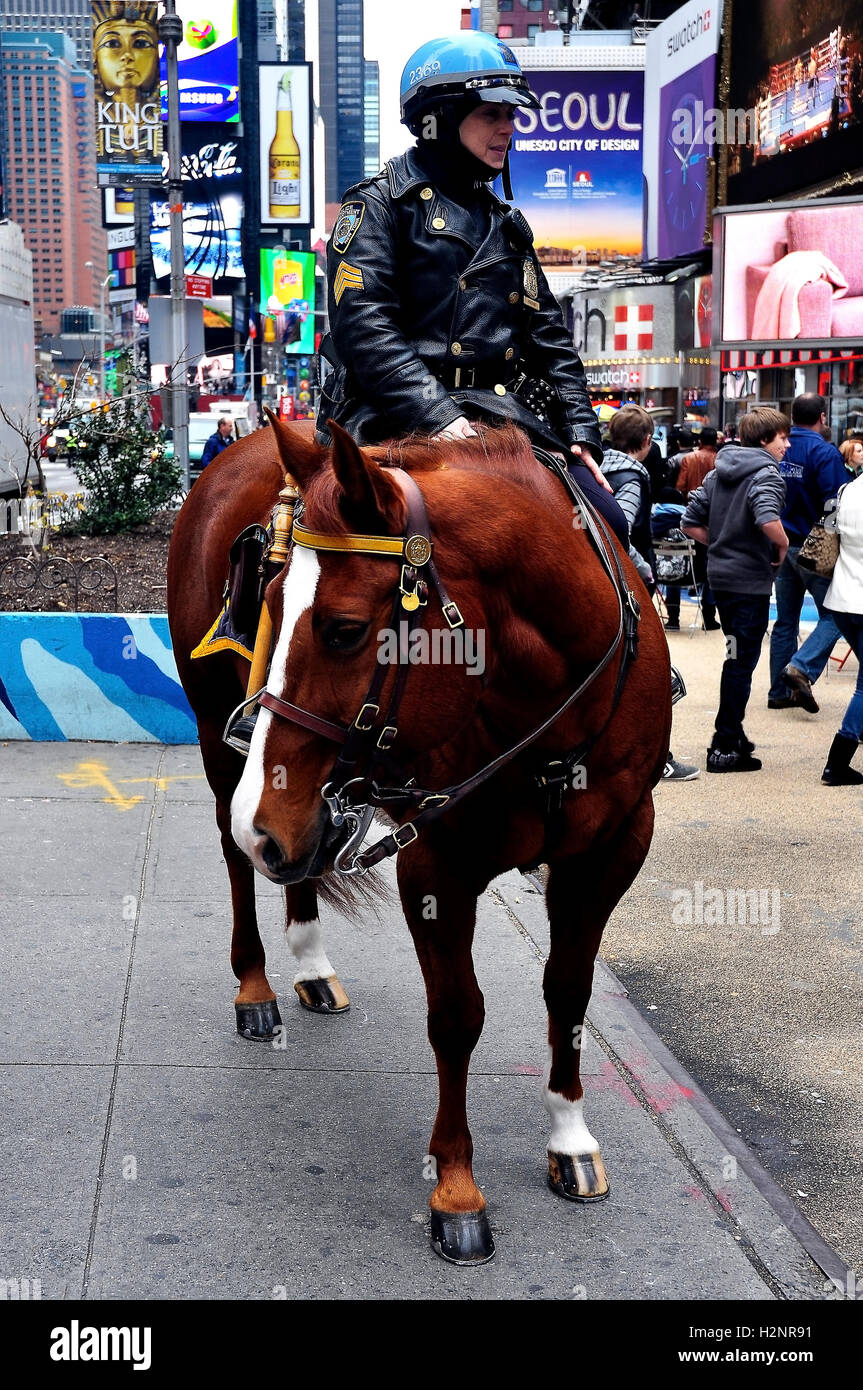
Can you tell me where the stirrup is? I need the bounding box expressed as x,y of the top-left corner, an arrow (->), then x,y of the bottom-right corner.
670,666 -> 686,706
223,689 -> 265,757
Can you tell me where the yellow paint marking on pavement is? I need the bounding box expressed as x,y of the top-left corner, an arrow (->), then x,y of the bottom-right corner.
57,761 -> 144,811
118,774 -> 206,791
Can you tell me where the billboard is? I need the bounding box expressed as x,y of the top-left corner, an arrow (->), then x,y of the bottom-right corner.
158,1 -> 239,123
643,0 -> 724,260
102,186 -> 134,225
258,64 -> 314,227
150,125 -> 244,285
727,1 -> 863,203
260,249 -> 316,355
717,198 -> 863,346
92,1 -> 163,185
506,70 -> 644,265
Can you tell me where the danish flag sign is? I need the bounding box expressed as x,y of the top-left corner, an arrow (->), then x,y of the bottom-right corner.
614,303 -> 654,352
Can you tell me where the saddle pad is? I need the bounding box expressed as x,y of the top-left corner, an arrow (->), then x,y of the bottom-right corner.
190,523 -> 270,662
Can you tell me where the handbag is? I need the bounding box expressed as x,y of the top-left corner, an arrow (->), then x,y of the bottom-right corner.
798,484 -> 847,576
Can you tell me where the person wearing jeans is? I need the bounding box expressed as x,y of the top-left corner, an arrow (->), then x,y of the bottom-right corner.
821,474 -> 863,783
767,393 -> 847,711
683,408 -> 789,772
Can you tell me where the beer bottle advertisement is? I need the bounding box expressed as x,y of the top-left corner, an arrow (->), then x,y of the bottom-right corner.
258,64 -> 312,226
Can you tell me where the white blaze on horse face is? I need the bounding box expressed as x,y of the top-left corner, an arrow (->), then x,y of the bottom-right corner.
288,920 -> 336,984
230,546 -> 321,862
544,1074 -> 600,1156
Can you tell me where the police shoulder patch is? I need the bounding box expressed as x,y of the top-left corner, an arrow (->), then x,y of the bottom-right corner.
332,201 -> 365,254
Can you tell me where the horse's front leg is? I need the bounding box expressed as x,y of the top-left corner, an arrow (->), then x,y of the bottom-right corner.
398,847 -> 494,1266
285,881 -> 350,1014
543,793 -> 654,1201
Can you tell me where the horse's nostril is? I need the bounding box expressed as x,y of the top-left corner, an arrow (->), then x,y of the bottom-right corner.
260,834 -> 286,875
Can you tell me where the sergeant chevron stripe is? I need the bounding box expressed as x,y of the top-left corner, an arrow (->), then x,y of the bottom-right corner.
333,261 -> 364,304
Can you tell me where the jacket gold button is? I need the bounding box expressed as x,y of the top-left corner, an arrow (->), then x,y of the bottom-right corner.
494,384 -> 506,396
505,347 -> 515,360
451,342 -> 462,356
508,291 -> 519,304
458,278 -> 467,290
420,187 -> 433,200
432,216 -> 446,229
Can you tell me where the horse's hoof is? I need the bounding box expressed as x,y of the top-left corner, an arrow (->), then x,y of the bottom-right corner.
430,1208 -> 495,1266
235,998 -> 282,1040
547,1150 -> 609,1202
294,976 -> 350,1014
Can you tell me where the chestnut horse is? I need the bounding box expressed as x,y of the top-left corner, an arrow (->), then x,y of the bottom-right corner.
167,417 -> 670,1265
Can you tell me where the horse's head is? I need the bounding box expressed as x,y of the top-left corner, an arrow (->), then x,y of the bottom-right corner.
230,420 -> 487,883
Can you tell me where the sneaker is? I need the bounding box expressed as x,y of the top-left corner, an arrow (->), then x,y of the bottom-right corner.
706,747 -> 762,773
665,619 -> 680,630
767,695 -> 799,709
702,618 -> 721,631
737,731 -> 756,755
663,755 -> 700,781
781,664 -> 819,713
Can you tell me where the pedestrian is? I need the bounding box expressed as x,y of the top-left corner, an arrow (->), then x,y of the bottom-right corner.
821,473 -> 863,784
668,425 -> 719,631
316,30 -> 628,549
600,405 -> 655,587
767,393 -> 847,713
840,438 -> 863,479
682,407 -> 790,772
604,405 -> 699,782
200,416 -> 234,469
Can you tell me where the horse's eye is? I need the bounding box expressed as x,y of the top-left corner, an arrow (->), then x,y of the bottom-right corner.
320,619 -> 370,652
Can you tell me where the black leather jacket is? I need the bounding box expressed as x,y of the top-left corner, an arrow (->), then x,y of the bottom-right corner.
316,146 -> 602,462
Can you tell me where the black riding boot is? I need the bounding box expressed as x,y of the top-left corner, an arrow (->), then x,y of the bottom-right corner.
821,733 -> 863,785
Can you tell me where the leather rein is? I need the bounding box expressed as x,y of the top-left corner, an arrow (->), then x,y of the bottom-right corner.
224,451 -> 641,875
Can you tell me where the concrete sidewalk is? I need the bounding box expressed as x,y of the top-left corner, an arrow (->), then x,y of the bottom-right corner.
0,742 -> 845,1300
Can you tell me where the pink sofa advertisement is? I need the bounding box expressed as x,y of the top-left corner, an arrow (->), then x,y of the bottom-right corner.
720,200 -> 863,344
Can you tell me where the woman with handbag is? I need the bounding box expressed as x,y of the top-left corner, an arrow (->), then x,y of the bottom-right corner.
820,474 -> 863,784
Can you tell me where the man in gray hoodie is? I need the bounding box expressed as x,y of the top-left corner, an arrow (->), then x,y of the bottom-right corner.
683,408 -> 790,772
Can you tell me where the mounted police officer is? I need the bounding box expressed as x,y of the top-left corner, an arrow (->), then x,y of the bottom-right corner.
316,31 -> 627,545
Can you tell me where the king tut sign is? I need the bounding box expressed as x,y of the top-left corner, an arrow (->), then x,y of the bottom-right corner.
92,1 -> 164,186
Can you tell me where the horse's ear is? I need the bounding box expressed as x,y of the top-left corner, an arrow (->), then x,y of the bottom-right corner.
265,409 -> 325,490
329,420 -> 405,533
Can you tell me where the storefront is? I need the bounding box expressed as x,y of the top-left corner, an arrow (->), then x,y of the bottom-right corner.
571,275 -> 714,419
720,348 -> 863,441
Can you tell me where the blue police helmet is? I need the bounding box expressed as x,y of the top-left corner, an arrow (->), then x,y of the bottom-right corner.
400,32 -> 540,127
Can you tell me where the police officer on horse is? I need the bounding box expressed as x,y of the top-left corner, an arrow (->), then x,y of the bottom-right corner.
316,31 -> 627,544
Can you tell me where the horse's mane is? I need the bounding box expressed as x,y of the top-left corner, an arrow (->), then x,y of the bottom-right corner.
307,424 -> 547,532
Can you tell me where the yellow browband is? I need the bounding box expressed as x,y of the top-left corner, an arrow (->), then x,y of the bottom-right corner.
291,520 -> 431,566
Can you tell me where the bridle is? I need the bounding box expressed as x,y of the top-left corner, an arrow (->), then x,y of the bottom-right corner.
224,451 -> 641,875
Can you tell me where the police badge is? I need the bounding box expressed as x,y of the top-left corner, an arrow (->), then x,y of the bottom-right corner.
332,202 -> 365,254
523,258 -> 540,310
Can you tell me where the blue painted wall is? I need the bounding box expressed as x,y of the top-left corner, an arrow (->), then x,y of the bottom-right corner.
0,614 -> 198,742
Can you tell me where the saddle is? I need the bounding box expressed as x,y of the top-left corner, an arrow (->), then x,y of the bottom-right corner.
190,523 -> 273,662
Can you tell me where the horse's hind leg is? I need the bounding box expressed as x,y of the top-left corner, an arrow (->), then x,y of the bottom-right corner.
398,847 -> 494,1266
543,793 -> 655,1200
200,722 -> 282,1040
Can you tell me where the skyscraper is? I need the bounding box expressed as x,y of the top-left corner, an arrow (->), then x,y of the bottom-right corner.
0,32 -> 106,332
0,1 -> 93,66
363,60 -> 379,179
318,0 -> 365,204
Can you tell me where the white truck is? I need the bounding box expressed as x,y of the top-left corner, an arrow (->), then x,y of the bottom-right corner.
0,222 -> 38,498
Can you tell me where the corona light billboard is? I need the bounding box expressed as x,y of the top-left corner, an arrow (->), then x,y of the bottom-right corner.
258,64 -> 314,227
92,1 -> 164,185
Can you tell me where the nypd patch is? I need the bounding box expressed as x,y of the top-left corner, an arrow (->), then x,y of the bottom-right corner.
332,201 -> 365,255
